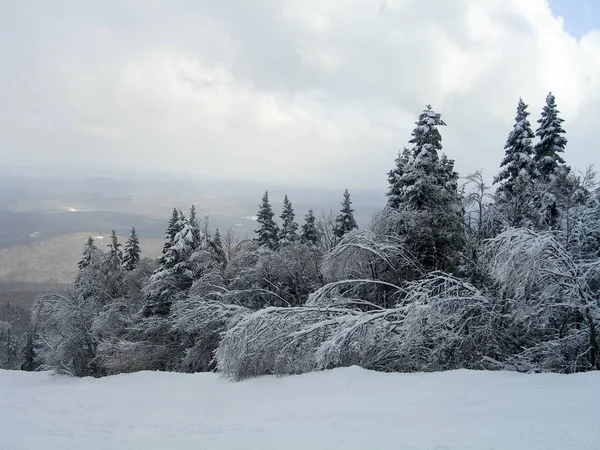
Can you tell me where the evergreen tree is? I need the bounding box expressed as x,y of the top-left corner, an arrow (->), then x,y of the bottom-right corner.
535,92 -> 567,182
144,208 -> 201,316
255,191 -> 279,250
384,105 -> 465,272
122,226 -> 141,271
334,190 -> 358,239
78,236 -> 96,270
212,228 -> 227,265
386,147 -> 411,209
493,98 -> 538,227
213,228 -> 223,250
301,209 -> 319,245
279,195 -> 299,245
161,208 -> 180,263
396,105 -> 447,209
533,93 -> 573,228
108,230 -> 123,265
189,205 -> 202,245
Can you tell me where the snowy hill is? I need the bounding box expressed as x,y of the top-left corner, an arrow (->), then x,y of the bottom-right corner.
1,367 -> 598,450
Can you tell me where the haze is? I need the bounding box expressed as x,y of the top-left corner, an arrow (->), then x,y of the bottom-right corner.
1,0 -> 599,189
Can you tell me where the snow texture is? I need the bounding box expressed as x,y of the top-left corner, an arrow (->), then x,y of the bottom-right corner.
1,367 -> 598,450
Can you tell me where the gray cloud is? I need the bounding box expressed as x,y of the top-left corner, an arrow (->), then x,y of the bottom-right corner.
1,0 -> 599,189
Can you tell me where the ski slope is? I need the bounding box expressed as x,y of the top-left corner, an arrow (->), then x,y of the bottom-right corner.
1,367 -> 598,450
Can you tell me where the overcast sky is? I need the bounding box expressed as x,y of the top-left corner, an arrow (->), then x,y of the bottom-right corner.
1,0 -> 599,189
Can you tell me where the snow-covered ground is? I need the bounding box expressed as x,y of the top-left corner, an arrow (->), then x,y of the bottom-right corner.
1,367 -> 598,450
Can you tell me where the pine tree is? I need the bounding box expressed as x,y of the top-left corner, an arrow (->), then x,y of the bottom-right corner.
279,195 -> 299,245
212,228 -> 227,265
301,209 -> 319,245
493,98 -> 538,227
255,191 -> 280,250
108,230 -> 123,265
386,147 -> 411,209
78,236 -> 96,270
535,92 -> 567,182
122,226 -> 141,271
334,190 -> 358,239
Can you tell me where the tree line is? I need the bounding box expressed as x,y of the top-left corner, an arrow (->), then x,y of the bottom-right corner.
2,92 -> 599,378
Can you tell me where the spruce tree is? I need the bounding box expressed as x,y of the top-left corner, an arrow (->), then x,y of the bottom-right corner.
334,190 -> 358,239
493,98 -> 538,227
396,105 -> 447,209
255,191 -> 279,250
535,92 -> 567,182
145,208 -> 199,316
212,227 -> 227,265
384,105 -> 465,272
279,195 -> 299,245
161,208 -> 180,263
189,204 -> 202,244
386,147 -> 411,209
108,230 -> 123,265
213,228 -> 223,250
301,209 -> 319,245
122,226 -> 141,271
78,236 -> 96,270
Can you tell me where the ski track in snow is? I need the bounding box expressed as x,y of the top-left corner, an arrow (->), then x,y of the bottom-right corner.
1,367 -> 598,450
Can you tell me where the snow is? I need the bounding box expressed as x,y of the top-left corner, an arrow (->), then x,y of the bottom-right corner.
1,367 -> 598,450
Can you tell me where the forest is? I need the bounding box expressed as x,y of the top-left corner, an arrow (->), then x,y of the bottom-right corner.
2,92 -> 599,379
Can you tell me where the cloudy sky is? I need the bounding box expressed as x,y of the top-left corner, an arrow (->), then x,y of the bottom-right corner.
1,0 -> 599,189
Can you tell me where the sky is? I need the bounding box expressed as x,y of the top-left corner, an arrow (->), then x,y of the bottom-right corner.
1,0 -> 599,189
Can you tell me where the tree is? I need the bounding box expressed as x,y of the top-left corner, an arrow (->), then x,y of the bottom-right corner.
493,98 -> 538,228
395,105 -> 447,209
211,228 -> 227,266
161,209 -> 180,264
535,92 -> 567,183
279,195 -> 299,245
78,236 -> 96,270
463,170 -> 494,240
301,209 -> 319,246
255,191 -> 279,250
122,226 -> 141,271
334,190 -> 358,239
383,105 -> 465,272
386,147 -> 411,209
108,230 -> 123,265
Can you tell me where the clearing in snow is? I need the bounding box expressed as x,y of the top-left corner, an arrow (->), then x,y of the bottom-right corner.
1,367 -> 598,450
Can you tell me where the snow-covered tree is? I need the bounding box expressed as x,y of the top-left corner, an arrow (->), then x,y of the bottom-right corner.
279,195 -> 299,245
122,226 -> 141,271
485,227 -> 600,372
334,190 -> 358,239
301,209 -> 319,246
383,105 -> 465,272
531,93 -> 572,229
160,208 -> 180,264
493,98 -> 538,228
144,209 -> 198,316
108,230 -> 123,266
386,147 -> 411,209
78,236 -> 96,270
535,92 -> 567,183
255,191 -> 279,250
